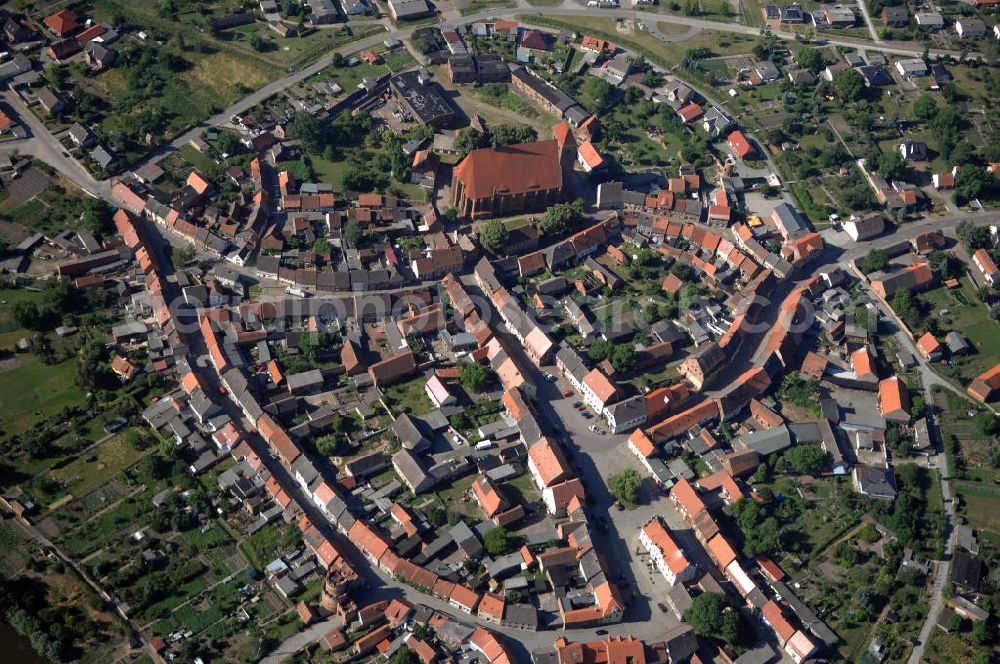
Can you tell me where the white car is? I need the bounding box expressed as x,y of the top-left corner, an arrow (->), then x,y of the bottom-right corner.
544,373 -> 556,382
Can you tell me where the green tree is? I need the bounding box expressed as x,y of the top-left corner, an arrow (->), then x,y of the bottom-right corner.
955,165 -> 999,205
157,0 -> 177,19
878,149 -> 906,181
479,219 -> 509,256
857,249 -> 889,274
426,504 -> 446,527
684,592 -> 747,647
490,123 -> 537,147
249,33 -> 270,52
608,468 -> 641,507
587,339 -> 611,362
215,131 -> 242,156
343,219 -> 361,247
832,68 -> 864,102
971,620 -> 993,646
913,94 -> 938,123
314,434 -> 339,457
483,527 -> 515,557
891,288 -> 922,329
81,199 -> 114,239
389,646 -> 419,664
957,220 -> 991,251
11,300 -> 40,329
732,498 -> 782,556
541,198 -> 585,237
460,362 -> 492,392
796,47 -> 823,73
287,112 -> 326,153
583,78 -> 614,112
782,444 -> 827,475
975,412 -> 1000,437
455,128 -> 486,156
609,344 -> 636,373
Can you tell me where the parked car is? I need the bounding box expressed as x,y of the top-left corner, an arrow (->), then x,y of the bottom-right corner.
563,389 -> 573,397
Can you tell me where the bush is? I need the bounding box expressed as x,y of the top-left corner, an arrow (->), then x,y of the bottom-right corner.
483,527 -> 516,557
460,363 -> 492,393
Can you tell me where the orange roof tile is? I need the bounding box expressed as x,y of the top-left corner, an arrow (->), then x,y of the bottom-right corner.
642,517 -> 691,575
583,368 -> 618,405
449,584 -> 480,610
671,477 -> 706,518
43,9 -> 78,36
728,130 -> 754,159
628,429 -> 655,457
186,170 -> 211,194
477,593 -> 505,620
762,600 -> 796,644
916,332 -> 940,357
452,139 -> 563,200
707,533 -> 738,569
678,102 -> 704,122
472,474 -> 506,517
878,376 -> 910,418
800,351 -> 828,380
851,347 -> 874,378
577,141 -> 604,170
527,437 -> 572,487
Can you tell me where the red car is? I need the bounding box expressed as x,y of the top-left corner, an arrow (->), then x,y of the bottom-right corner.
562,389 -> 573,397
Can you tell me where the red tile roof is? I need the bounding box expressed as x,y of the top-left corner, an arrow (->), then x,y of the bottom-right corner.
43,9 -> 78,36
678,102 -> 704,122
452,140 -> 563,200
728,130 -> 755,159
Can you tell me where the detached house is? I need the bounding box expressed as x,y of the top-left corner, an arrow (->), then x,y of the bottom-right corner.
899,139 -> 928,161
36,88 -> 64,115
972,249 -> 999,286
956,18 -> 986,39
727,130 -> 755,160
881,7 -> 908,27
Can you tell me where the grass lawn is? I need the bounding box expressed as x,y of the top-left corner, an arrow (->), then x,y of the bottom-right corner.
792,181 -> 834,224
0,353 -> 83,437
460,0 -> 516,15
78,1 -> 384,166
309,60 -> 390,97
954,482 -> 1000,537
177,145 -> 218,176
384,49 -> 416,72
921,279 -> 1000,385
521,16 -> 759,105
504,472 -> 541,505
221,23 -> 383,70
598,103 -> 681,170
923,630 -> 979,664
0,176 -> 93,236
49,431 -> 151,500
305,150 -> 428,201
384,375 -> 435,415
467,85 -> 543,119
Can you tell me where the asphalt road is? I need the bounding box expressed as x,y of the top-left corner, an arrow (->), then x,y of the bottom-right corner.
8,3 -> 994,658
2,90 -> 110,200
4,0 -> 989,205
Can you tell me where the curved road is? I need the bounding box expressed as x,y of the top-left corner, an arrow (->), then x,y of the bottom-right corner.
2,0 -> 988,204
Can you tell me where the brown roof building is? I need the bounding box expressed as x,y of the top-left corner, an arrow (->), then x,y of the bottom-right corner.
451,123 -> 575,219
368,350 -> 416,387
